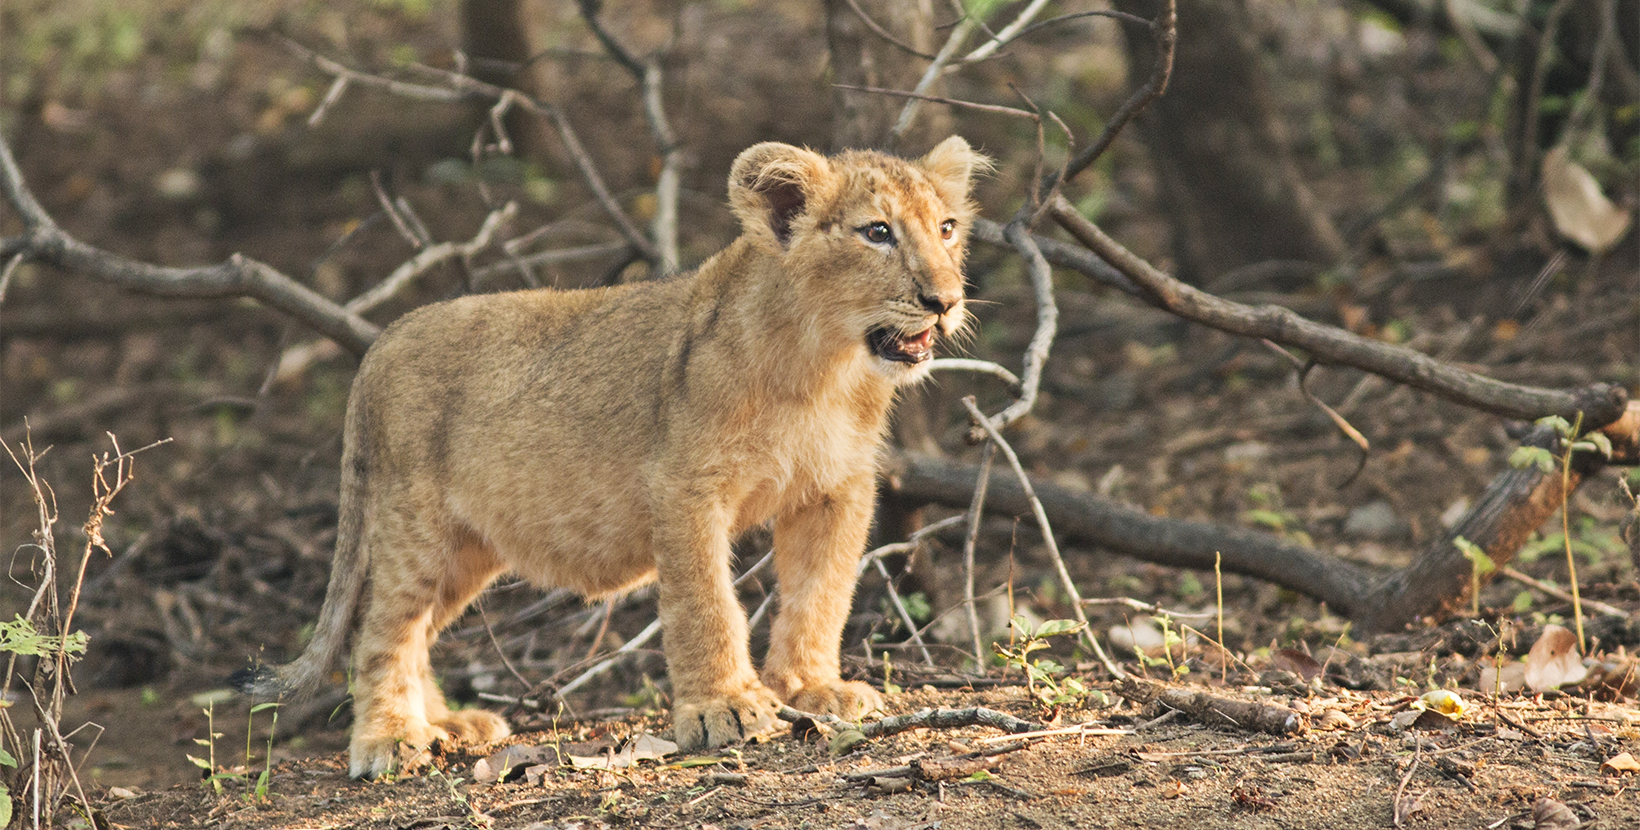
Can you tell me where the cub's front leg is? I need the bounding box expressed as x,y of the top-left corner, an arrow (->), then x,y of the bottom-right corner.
762,475 -> 885,721
652,497 -> 782,751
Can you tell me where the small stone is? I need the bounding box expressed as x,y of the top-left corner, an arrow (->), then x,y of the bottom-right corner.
1343,500 -> 1406,540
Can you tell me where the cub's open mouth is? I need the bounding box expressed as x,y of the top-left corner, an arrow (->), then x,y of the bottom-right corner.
867,326 -> 936,364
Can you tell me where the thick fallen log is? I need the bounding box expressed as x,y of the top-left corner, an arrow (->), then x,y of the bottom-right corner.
885,401 -> 1640,631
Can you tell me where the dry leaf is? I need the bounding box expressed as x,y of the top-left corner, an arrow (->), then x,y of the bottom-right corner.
1524,624 -> 1588,692
1415,689 -> 1468,718
567,733 -> 677,769
1542,146 -> 1631,254
1316,709 -> 1358,730
473,744 -> 559,783
1272,648 -> 1323,683
1478,661 -> 1527,694
1600,751 -> 1640,775
1531,796 -> 1582,830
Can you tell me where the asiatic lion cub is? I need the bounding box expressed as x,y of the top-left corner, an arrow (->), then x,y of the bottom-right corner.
237,136 -> 988,778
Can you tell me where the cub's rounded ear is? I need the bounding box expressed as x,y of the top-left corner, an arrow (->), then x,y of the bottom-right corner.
919,136 -> 992,199
728,143 -> 831,247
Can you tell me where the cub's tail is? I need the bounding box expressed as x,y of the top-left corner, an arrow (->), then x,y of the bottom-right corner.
230,387 -> 372,700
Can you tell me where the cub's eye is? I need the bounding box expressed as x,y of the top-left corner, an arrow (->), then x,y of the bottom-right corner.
939,219 -> 957,240
860,221 -> 894,245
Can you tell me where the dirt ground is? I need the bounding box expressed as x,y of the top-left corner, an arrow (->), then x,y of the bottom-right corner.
86,682 -> 1640,829
3,1 -> 1638,828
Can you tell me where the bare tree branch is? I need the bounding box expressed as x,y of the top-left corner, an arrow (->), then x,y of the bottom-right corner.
1056,0 -> 1176,188
0,129 -> 379,355
1048,194 -> 1629,427
841,0 -> 937,59
575,0 -> 682,275
348,202 -> 518,314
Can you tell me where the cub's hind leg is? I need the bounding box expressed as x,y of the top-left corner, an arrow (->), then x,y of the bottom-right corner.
420,535 -> 510,746
347,521 -> 498,778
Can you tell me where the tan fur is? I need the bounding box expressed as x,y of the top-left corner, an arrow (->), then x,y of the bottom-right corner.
251,137 -> 988,778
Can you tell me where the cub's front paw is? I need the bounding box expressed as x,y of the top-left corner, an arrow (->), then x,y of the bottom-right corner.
787,680 -> 885,722
673,686 -> 782,752
349,721 -> 449,780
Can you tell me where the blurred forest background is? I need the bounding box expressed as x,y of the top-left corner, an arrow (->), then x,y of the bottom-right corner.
1,0 -> 1637,811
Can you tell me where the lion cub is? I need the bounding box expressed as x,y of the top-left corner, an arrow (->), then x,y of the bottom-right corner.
235,136 -> 988,778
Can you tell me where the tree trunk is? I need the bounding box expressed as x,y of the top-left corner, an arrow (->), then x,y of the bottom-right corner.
825,0 -> 948,151
460,0 -> 547,160
1114,0 -> 1345,283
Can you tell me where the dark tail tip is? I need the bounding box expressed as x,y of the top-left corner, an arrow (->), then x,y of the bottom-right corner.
227,665 -> 283,698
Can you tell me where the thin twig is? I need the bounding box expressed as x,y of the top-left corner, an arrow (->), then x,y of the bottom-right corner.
889,11 -> 976,145
1393,736 -> 1424,827
1258,339 -> 1371,485
959,0 -> 1054,64
832,84 -> 1037,120
574,1 -> 679,275
961,397 -> 1124,679
870,555 -> 936,667
926,358 -> 1022,392
347,202 -> 518,314
1054,0 -> 1176,189
985,223 -> 1057,431
842,0 -> 937,59
960,442 -> 996,667
1501,562 -> 1633,616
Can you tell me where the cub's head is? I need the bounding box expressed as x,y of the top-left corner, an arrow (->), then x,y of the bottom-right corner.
728,136 -> 990,383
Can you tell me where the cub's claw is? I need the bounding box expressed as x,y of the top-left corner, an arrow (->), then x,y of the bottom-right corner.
673,686 -> 783,752
349,722 -> 449,780
787,680 -> 885,723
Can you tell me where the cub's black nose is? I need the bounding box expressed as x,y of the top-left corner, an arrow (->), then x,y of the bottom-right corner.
918,291 -> 960,315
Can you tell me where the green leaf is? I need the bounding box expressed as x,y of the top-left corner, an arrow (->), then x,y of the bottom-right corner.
1242,509 -> 1288,531
0,781 -> 11,828
1536,415 -> 1573,438
1454,536 -> 1495,574
965,769 -> 995,782
0,748 -> 15,767
187,754 -> 213,771
1035,619 -> 1085,638
1574,432 -> 1613,459
250,702 -> 281,714
1512,591 -> 1535,613
1508,446 -> 1556,473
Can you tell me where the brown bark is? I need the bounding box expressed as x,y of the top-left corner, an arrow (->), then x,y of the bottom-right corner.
459,0 -> 547,159
1118,678 -> 1303,735
1113,0 -> 1344,282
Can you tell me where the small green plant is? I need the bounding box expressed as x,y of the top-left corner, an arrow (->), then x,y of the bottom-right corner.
1453,536 -> 1495,617
1138,615 -> 1191,680
881,651 -> 902,695
249,703 -> 279,801
187,700 -> 232,794
994,616 -> 1089,712
187,701 -> 280,800
1509,414 -> 1614,652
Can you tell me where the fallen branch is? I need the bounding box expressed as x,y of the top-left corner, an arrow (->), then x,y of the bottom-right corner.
1117,678 -> 1302,736
779,705 -> 1042,741
884,400 -> 1640,630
